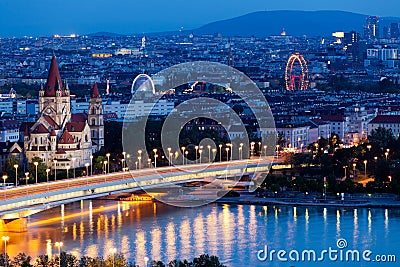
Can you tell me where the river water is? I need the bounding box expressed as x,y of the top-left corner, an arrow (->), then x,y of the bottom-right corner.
3,200 -> 400,267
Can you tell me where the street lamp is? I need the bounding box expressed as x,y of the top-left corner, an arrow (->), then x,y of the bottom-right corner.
2,175 -> 7,199
239,143 -> 243,160
24,172 -> 29,186
219,144 -> 222,162
263,145 -> 267,157
195,146 -> 199,161
55,241 -> 63,267
250,142 -> 255,157
343,166 -> 347,180
184,151 -> 188,164
34,161 -> 39,184
199,149 -> 203,164
90,155 -> 93,176
167,147 -> 172,166
85,163 -> 89,177
2,236 -> 9,267
53,160 -> 57,181
227,143 -> 233,160
135,161 -> 138,170
212,148 -> 217,162
103,161 -> 108,174
153,149 -> 158,168
388,176 -> 392,183
144,256 -> 149,267
46,169 -> 50,183
363,160 -> 368,180
66,165 -> 70,179
276,145 -> 280,158
138,156 -> 142,169
106,153 -> 110,173
181,147 -> 186,165
207,145 -> 211,162
225,147 -> 230,161
109,248 -> 117,267
385,152 -> 389,160
147,158 -> 151,168
71,157 -> 76,178
13,164 -> 18,187
367,144 -> 372,152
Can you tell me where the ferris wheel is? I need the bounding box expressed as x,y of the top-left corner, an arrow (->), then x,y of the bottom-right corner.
285,53 -> 309,91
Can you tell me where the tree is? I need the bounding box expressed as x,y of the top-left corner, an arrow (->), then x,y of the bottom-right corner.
150,261 -> 165,267
368,127 -> 395,149
105,253 -> 127,267
27,157 -> 48,183
34,255 -> 54,267
191,255 -> 225,267
12,253 -> 33,267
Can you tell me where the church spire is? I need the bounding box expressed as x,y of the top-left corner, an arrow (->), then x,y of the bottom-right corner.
91,83 -> 100,98
44,56 -> 63,97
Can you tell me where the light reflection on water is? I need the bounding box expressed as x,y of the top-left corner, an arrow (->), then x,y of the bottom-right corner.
2,200 -> 400,267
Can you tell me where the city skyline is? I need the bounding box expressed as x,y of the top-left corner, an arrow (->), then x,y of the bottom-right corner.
0,0 -> 400,37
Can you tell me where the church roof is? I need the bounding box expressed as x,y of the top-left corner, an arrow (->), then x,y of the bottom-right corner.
51,128 -> 57,136
59,130 -> 74,144
71,113 -> 88,123
91,83 -> 100,98
65,121 -> 86,132
44,115 -> 59,128
32,124 -> 48,134
44,56 -> 63,97
56,148 -> 67,154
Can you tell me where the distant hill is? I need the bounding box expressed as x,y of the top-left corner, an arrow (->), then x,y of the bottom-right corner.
193,10 -> 400,37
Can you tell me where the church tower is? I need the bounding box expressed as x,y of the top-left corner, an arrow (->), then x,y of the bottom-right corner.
39,56 -> 71,127
88,83 -> 104,153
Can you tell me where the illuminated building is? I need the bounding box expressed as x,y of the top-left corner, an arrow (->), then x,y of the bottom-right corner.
24,56 -> 103,169
364,16 -> 380,40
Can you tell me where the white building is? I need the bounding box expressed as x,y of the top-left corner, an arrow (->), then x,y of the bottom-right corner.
368,115 -> 400,137
0,120 -> 20,143
276,124 -> 310,149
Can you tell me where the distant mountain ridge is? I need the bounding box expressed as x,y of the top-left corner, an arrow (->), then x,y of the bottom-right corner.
193,10 -> 400,37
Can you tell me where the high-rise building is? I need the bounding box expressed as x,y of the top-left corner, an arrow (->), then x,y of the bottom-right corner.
344,31 -> 360,45
364,16 -> 380,40
390,22 -> 400,39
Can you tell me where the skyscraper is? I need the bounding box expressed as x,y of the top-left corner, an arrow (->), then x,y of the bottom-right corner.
390,22 -> 400,39
364,16 -> 380,40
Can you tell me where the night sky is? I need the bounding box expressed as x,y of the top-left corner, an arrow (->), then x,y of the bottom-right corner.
0,0 -> 399,36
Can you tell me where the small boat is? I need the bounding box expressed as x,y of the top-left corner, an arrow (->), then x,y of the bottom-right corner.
120,194 -> 153,201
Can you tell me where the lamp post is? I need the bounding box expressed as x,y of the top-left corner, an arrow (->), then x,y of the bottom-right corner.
239,143 -> 243,160
250,142 -> 255,157
53,160 -> 57,181
138,150 -> 142,169
85,163 -> 89,177
219,144 -> 222,162
363,160 -> 368,180
276,145 -> 280,158
109,248 -> 117,267
55,242 -> 63,267
167,148 -> 172,166
181,147 -> 186,165
199,149 -> 203,164
90,155 -> 93,176
2,236 -> 9,267
13,164 -> 18,187
195,146 -> 199,161
367,144 -> 372,152
343,166 -> 347,180
207,145 -> 211,162
185,151 -> 188,164
71,157 -> 76,178
66,165 -> 70,180
227,143 -> 233,160
225,147 -> 230,162
144,256 -> 149,267
385,152 -> 389,160
103,161 -> 107,174
46,169 -> 50,183
212,148 -> 217,162
153,149 -> 158,168
34,161 -> 39,184
2,175 -> 7,199
24,172 -> 29,187
135,161 -> 138,170
148,159 -> 151,168
106,153 -> 110,173
122,151 -> 126,169
263,145 -> 267,157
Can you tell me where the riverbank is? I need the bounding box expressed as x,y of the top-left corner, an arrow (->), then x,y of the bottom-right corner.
216,194 -> 400,208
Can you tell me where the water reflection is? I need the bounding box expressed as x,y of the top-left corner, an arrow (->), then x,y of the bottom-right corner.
1,202 -> 399,267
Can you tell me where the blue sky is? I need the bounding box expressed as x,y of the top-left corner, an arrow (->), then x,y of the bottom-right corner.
0,0 -> 399,36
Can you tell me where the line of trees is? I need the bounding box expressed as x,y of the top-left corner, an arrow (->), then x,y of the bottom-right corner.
0,253 -> 226,267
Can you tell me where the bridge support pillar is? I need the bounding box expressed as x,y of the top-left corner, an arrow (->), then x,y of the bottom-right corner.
0,218 -> 28,233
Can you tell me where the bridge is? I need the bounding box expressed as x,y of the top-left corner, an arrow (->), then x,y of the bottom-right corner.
0,159 -> 272,232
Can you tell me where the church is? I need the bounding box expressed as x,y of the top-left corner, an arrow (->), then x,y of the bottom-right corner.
24,56 -> 104,169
